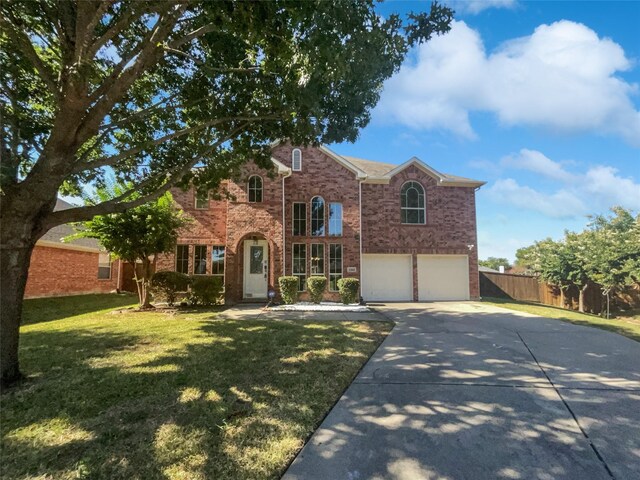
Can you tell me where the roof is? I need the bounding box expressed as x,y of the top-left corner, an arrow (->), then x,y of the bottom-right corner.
38,199 -> 102,251
341,156 -> 396,177
479,266 -> 500,273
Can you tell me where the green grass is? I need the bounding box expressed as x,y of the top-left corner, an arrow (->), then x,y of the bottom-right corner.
482,297 -> 640,342
2,294 -> 391,480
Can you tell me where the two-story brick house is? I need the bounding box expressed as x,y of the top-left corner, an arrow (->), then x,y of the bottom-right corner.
157,143 -> 485,303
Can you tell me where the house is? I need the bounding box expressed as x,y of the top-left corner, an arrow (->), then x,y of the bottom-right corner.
157,143 -> 485,303
25,199 -> 122,298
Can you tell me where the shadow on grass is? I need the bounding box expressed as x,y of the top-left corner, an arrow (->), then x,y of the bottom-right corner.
22,294 -> 138,325
483,297 -> 640,343
2,316 -> 388,480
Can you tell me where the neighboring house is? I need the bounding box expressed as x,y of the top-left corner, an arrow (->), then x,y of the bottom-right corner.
157,143 -> 485,303
479,266 -> 500,273
25,199 -> 121,298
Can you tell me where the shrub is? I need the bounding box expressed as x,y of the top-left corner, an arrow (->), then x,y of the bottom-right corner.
188,276 -> 224,306
150,271 -> 191,306
278,276 -> 299,304
307,276 -> 327,304
337,278 -> 359,304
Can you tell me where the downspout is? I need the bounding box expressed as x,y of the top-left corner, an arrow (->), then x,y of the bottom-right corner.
358,177 -> 365,296
282,169 -> 292,277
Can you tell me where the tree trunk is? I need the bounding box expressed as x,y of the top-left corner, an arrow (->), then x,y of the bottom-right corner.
0,242 -> 35,388
140,257 -> 153,308
578,284 -> 588,313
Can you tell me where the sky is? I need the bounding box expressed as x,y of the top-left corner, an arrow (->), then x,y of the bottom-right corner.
330,0 -> 640,263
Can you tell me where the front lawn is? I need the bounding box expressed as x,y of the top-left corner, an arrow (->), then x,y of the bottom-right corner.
482,297 -> 640,342
2,294 -> 391,480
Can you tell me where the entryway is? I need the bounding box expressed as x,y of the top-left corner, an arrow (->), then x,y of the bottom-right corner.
243,239 -> 268,299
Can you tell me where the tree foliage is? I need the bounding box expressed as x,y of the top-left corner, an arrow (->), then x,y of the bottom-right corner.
479,257 -> 511,271
76,192 -> 189,307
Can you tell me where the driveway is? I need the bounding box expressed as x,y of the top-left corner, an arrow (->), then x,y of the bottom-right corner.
283,302 -> 640,480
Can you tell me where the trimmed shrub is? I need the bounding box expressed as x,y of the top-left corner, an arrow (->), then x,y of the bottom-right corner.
307,276 -> 327,304
337,278 -> 359,304
188,276 -> 224,306
150,271 -> 191,306
278,276 -> 299,304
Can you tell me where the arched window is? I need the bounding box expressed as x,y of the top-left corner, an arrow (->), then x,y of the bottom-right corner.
311,196 -> 325,236
292,148 -> 302,171
401,181 -> 426,224
248,175 -> 263,203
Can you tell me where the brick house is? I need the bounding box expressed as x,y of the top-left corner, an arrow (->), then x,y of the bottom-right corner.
157,143 -> 485,303
25,199 -> 121,298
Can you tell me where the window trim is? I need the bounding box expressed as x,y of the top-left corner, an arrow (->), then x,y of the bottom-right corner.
292,148 -> 302,171
175,244 -> 190,274
310,196 -> 325,237
193,245 -> 208,275
292,243 -> 307,291
211,245 -> 225,277
194,190 -> 209,210
311,243 -> 325,275
292,202 -> 307,236
328,202 -> 343,237
248,175 -> 263,203
400,181 -> 426,225
328,243 -> 343,292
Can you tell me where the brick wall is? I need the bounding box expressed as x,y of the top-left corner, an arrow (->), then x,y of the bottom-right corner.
361,164 -> 480,299
25,245 -> 119,298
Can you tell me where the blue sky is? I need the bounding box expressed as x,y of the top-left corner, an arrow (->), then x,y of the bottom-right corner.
330,0 -> 640,262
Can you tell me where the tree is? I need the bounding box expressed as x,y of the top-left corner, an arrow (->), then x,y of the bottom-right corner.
479,257 -> 511,271
0,0 -> 455,385
75,192 -> 189,308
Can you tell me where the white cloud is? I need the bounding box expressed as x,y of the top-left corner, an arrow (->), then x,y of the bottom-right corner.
485,149 -> 640,218
447,0 -> 517,15
377,20 -> 640,146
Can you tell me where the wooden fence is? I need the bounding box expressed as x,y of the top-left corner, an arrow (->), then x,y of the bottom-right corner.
480,272 -> 640,314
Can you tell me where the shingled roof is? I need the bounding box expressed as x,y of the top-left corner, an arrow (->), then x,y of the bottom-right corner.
38,199 -> 102,251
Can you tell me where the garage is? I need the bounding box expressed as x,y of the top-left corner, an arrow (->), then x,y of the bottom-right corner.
361,254 -> 413,301
417,255 -> 470,301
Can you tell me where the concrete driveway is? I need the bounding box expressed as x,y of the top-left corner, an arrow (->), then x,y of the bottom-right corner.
283,302 -> 640,480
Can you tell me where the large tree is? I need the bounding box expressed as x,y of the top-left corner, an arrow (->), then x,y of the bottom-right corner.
0,1 -> 453,385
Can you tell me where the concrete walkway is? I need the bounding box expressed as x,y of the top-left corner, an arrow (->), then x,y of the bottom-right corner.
217,303 -> 387,322
283,302 -> 640,480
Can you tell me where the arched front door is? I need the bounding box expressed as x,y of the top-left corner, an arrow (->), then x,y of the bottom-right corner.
243,239 -> 268,299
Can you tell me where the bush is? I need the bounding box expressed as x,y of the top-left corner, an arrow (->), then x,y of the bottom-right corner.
188,276 -> 224,306
307,276 -> 327,304
337,278 -> 359,304
150,271 -> 191,306
278,276 -> 299,304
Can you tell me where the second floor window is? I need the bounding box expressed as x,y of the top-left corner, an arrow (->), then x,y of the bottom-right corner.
195,191 -> 208,209
329,203 -> 343,236
293,202 -> 306,236
248,175 -> 263,202
292,148 -> 302,171
401,181 -> 426,224
311,196 -> 325,236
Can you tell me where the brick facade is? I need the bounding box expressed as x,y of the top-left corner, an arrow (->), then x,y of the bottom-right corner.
25,245 -> 119,298
159,144 -> 482,303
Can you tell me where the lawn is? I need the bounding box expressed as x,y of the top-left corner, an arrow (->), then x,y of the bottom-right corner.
482,297 -> 640,342
1,294 -> 391,480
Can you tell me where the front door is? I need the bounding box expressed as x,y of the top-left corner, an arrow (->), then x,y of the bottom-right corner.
243,240 -> 268,299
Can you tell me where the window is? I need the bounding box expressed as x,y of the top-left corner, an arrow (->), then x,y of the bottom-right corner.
293,202 -> 306,236
194,245 -> 207,274
292,244 -> 307,291
292,148 -> 302,171
401,181 -> 426,224
311,243 -> 325,275
98,252 -> 111,279
329,244 -> 342,291
311,196 -> 325,236
211,246 -> 225,276
248,175 -> 263,203
329,203 -> 343,236
249,245 -> 263,274
195,190 -> 208,209
176,245 -> 189,274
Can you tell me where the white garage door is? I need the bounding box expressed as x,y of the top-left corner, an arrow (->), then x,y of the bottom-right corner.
361,254 -> 413,301
418,255 -> 470,301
